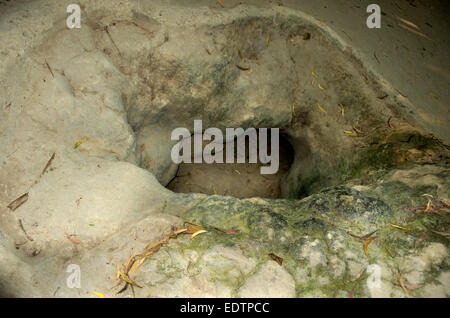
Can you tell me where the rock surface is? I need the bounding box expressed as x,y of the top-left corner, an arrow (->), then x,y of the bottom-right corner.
0,0 -> 448,298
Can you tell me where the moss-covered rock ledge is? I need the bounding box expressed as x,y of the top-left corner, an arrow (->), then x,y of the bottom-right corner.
119,164 -> 449,298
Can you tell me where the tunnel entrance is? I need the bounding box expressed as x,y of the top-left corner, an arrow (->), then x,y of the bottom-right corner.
166,129 -> 294,199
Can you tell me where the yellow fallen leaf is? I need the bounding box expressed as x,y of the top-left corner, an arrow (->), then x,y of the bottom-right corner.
116,264 -> 122,280
391,224 -> 410,231
185,223 -> 205,234
74,139 -> 86,149
92,291 -> 106,298
317,102 -> 327,113
343,31 -> 353,41
363,239 -> 373,257
237,47 -> 243,59
344,130 -> 353,134
422,194 -> 433,198
339,103 -> 345,116
144,240 -> 164,253
396,17 -> 420,31
318,83 -> 324,90
190,229 -> 207,240
118,268 -> 141,288
170,228 -> 188,237
217,0 -> 224,7
116,262 -> 142,288
424,200 -> 431,213
129,256 -> 148,274
234,169 -> 241,175
266,35 -> 270,47
354,269 -> 365,280
312,71 -> 318,77
292,103 -> 295,116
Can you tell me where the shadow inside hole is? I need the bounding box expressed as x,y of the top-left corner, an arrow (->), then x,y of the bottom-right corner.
167,129 -> 294,198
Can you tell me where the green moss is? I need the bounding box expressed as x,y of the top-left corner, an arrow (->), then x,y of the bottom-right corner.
296,131 -> 447,199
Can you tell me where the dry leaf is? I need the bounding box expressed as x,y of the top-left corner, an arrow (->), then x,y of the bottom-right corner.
397,22 -> 430,39
190,229 -> 207,240
237,48 -> 243,59
74,139 -> 86,149
92,291 -> 106,298
398,276 -> 410,298
363,238 -> 374,257
40,152 -> 55,177
391,224 -> 409,231
125,253 -> 143,274
217,0 -> 224,7
129,256 -> 148,274
354,269 -> 365,280
392,280 -> 423,290
116,265 -> 141,289
317,102 -> 327,113
236,65 -> 250,71
348,229 -> 378,241
185,223 -> 206,234
338,103 -> 345,116
352,126 -> 363,134
215,227 -> 241,235
343,31 -> 353,41
387,116 -> 393,129
424,200 -> 431,213
430,230 -> 450,237
396,17 -> 420,30
268,253 -> 283,266
7,193 -> 29,211
65,232 -> 81,245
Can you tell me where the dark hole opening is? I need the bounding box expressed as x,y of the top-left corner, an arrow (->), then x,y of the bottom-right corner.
167,129 -> 294,198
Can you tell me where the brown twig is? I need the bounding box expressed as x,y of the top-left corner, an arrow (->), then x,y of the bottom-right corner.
236,65 -> 250,71
7,193 -> 29,211
45,60 -> 54,78
18,219 -> 34,242
104,26 -> 122,57
40,152 -> 55,177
